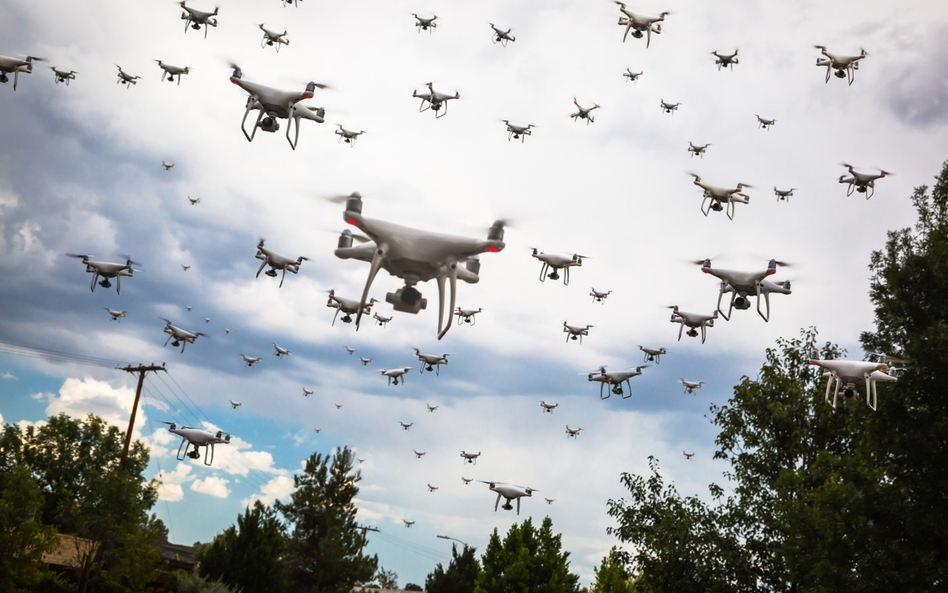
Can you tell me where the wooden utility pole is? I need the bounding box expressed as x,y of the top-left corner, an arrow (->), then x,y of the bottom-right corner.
357,525 -> 380,555
120,363 -> 166,457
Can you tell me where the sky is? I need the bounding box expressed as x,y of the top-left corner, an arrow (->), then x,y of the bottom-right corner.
2,0 -> 947,587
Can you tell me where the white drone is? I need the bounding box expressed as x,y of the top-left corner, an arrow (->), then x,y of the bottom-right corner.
50,67 -> 76,86
163,161 -> 175,171
400,422 -> 413,431
413,13 -> 437,33
412,82 -> 459,119
154,60 -> 190,85
413,450 -> 426,459
373,312 -> 392,327
668,306 -> 716,344
502,120 -> 535,143
563,322 -> 593,344
104,308 -> 126,321
462,477 -> 473,485
756,114 -> 776,130
427,404 -> 439,412
359,357 -> 373,366
0,55 -> 43,91
694,258 -> 792,322
259,25 -> 290,52
532,249 -> 587,284
683,451 -> 695,459
427,484 -> 439,492
565,426 -> 582,438
66,253 -> 139,294
839,163 -> 892,199
660,100 -> 681,115
590,288 -> 611,303
273,343 -> 291,357
336,125 -> 365,146
328,290 -> 377,326
540,401 -> 558,413
229,400 -> 241,409
545,498 -> 555,504
614,2 -> 667,47
689,173 -> 752,220
344,346 -> 357,355
179,2 -> 218,38
115,65 -> 140,88
638,345 -> 667,364
680,378 -> 704,394
255,239 -> 307,288
460,451 -> 481,464
241,354 -> 261,368
182,265 -> 191,271
382,367 -> 413,386
414,349 -> 450,375
204,317 -> 211,323
403,519 -> 415,528
712,50 -> 739,70
229,64 -> 326,150
480,481 -> 536,515
455,307 -> 482,325
810,350 -> 897,411
570,98 -> 600,124
302,387 -> 313,397
161,318 -> 207,353
489,23 -> 516,46
623,68 -> 643,83
332,192 -> 506,340
587,365 -> 647,399
161,421 -> 230,466
774,187 -> 796,201
814,46 -> 867,85
688,142 -> 710,158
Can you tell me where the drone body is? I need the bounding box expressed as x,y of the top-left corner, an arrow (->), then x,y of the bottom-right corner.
0,55 -> 44,91
162,421 -> 230,466
683,451 -> 695,459
539,401 -> 558,414
413,450 -> 426,459
489,23 -> 516,46
328,291 -> 377,326
668,306 -> 716,344
814,46 -> 867,85
382,367 -> 413,386
240,354 -> 261,368
638,346 -> 667,364
162,318 -> 206,353
359,357 -> 373,366
695,258 -> 791,322
839,163 -> 891,199
461,451 -> 481,464
427,404 -> 438,412
115,65 -> 140,88
373,312 -> 392,327
455,307 -> 482,325
400,421 -> 413,431
66,254 -> 138,294
563,322 -> 593,344
412,82 -> 459,119
154,60 -> 190,85
614,3 -> 667,47
502,120 -> 534,143
413,14 -> 438,33
229,400 -> 242,409
660,100 -> 681,115
335,125 -> 365,146
302,387 -> 313,397
427,484 -> 439,492
50,66 -> 76,86
570,98 -> 599,124
162,161 -> 175,172
712,50 -> 739,70
344,346 -> 357,355
545,498 -> 555,505
179,2 -> 218,38
403,519 -> 415,528
688,142 -> 711,158
462,477 -> 473,485
255,239 -> 307,288
689,174 -> 752,220
810,352 -> 896,410
565,426 -> 582,438
259,25 -> 290,52
680,378 -> 705,394
480,481 -> 536,514
532,249 -> 586,284
590,288 -> 611,303
104,308 -> 126,321
774,187 -> 796,201
587,365 -> 647,399
623,68 -> 643,83
414,349 -> 450,375
756,114 -> 776,130
272,343 -> 291,357
229,65 -> 326,150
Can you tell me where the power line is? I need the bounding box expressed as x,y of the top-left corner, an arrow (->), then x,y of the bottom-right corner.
0,339 -> 131,369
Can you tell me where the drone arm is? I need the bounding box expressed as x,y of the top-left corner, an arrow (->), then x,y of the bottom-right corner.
700,323 -> 707,344
286,108 -> 302,150
279,267 -> 287,288
700,194 -> 712,217
355,245 -> 387,330
623,379 -> 633,399
516,497 -> 521,515
564,266 -> 570,286
176,438 -> 188,461
115,274 -> 121,295
494,492 -> 501,512
206,443 -> 214,466
715,283 -> 730,321
757,287 -> 771,322
90,271 -> 99,292
677,321 -> 684,341
240,100 -> 261,143
255,258 -> 268,278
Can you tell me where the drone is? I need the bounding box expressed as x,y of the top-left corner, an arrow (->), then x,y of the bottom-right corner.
683,451 -> 695,459
614,2 -> 667,47
545,498 -> 555,505
154,60 -> 190,85
224,328 -> 232,334
427,484 -> 439,492
0,55 -> 42,91
255,239 -> 307,288
532,249 -> 587,284
680,378 -> 705,394
455,307 -> 482,325
66,253 -> 139,294
638,346 -> 667,363
413,13 -> 438,33
403,519 -> 415,528
660,100 -> 681,115
623,68 -> 643,83
332,191 -> 506,340
810,350 -> 896,410
693,258 -> 792,322
565,426 -> 582,438
115,65 -> 140,88
229,400 -> 242,409
480,481 -> 536,515
280,0 -> 300,7
689,173 -> 752,220
314,427 -> 321,433
461,451 -> 481,464
182,265 -> 191,271
756,114 -> 776,130
688,142 -> 711,158
186,306 -> 193,311
204,318 -> 211,323
590,288 -> 611,303
462,477 -> 473,485
570,98 -> 600,124
187,195 -> 200,204
400,421 -> 412,430
229,64 -> 326,150
162,161 -> 175,171
104,308 -> 126,321
161,318 -> 207,353
344,346 -> 357,355
489,23 -> 516,46
382,367 -> 413,386
502,120 -> 535,143
303,387 -> 313,397
328,290 -> 377,326
50,67 -> 77,86
814,46 -> 867,85
412,82 -> 459,119
563,322 -> 593,344
272,343 -> 291,357
162,422 -> 230,466
335,125 -> 365,146
839,163 -> 892,199
359,357 -> 373,366
241,354 -> 261,368
413,450 -> 426,459
335,403 -> 343,409
712,50 -> 739,71
774,187 -> 796,201
540,401 -> 558,414
427,404 -> 439,412
373,312 -> 392,327
587,365 -> 648,399
668,306 -> 717,344
259,25 -> 290,52
179,2 -> 218,38
414,349 -> 450,375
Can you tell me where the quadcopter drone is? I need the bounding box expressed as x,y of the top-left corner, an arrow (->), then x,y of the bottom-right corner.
204,318 -> 211,323
400,422 -> 413,431
563,322 -> 593,344
255,239 -> 307,288
162,421 -> 230,466
332,192 -> 506,340
774,187 -> 796,201
115,65 -> 140,88
814,46 -> 867,85
545,498 -> 555,504
272,343 -> 291,357
694,258 -> 792,322
688,142 -> 710,158
540,401 -> 558,414
0,55 -> 42,91
104,308 -> 126,321
689,173 -> 752,220
327,290 -> 377,326
660,100 -> 681,115
668,306 -> 717,344
413,450 -> 426,459
462,477 -> 473,485
154,60 -> 190,85
532,249 -> 587,284
480,481 -> 536,514
412,82 -> 459,119
565,426 -> 582,438
181,265 -> 191,271
590,288 -> 611,303
712,50 -> 739,71
460,451 -> 481,464
229,400 -> 241,409
382,367 -> 413,386
414,349 -> 450,375
413,13 -> 437,33
335,125 -> 365,146
344,346 -> 356,355
162,161 -> 175,171
623,68 -> 643,83
335,403 -> 343,409
614,2 -> 667,47
50,67 -> 76,86
161,318 -> 206,353
280,0 -> 300,7
427,404 -> 438,412
587,365 -> 648,399
502,120 -> 535,143
683,451 -> 694,459
427,484 -> 439,492
755,114 -> 776,130
179,2 -> 218,38
241,354 -> 261,368
455,307 -> 482,325
259,25 -> 290,52
810,350 -> 897,410
66,253 -> 139,294
638,346 -> 667,364
359,357 -> 373,366
839,163 -> 892,199
373,312 -> 392,327
229,64 -> 326,150
302,387 -> 313,397
570,98 -> 600,124
403,519 -> 415,528
680,378 -> 704,394
489,23 -> 516,46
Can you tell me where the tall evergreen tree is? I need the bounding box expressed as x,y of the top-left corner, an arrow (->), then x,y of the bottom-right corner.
425,543 -> 479,593
474,516 -> 580,593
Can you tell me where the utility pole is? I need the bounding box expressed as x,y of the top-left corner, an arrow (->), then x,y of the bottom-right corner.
120,363 -> 166,457
357,525 -> 380,555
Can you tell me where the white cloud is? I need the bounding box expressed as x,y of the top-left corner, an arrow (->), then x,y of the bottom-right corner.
242,475 -> 296,508
44,377 -> 147,440
2,372 -> 15,380
155,464 -> 193,503
191,476 -> 231,499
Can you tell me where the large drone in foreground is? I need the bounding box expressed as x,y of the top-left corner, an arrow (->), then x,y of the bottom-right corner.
814,46 -> 867,85
255,239 -> 307,287
66,254 -> 139,294
689,174 -> 752,220
614,2 -> 667,47
810,351 -> 897,410
839,163 -> 892,199
587,365 -> 648,399
694,258 -> 792,322
480,481 -> 536,515
0,55 -> 42,91
162,421 -> 230,466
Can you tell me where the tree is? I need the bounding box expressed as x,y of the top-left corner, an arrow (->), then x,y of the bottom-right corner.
425,543 -> 479,593
374,567 -> 398,590
275,447 -> 377,593
0,464 -> 58,592
588,547 -> 640,593
198,500 -> 288,593
404,584 -> 423,591
474,516 -> 580,593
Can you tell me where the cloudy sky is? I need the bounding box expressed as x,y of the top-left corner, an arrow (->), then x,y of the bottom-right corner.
2,0 -> 947,586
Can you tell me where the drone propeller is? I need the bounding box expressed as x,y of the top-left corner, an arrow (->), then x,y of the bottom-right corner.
514,484 -> 539,493
875,168 -> 895,176
65,253 -> 93,260
118,254 -> 142,267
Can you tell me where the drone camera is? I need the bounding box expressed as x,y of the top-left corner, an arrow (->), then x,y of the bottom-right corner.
258,117 -> 280,133
387,287 -> 427,314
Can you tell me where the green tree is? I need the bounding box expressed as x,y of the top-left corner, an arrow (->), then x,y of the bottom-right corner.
198,500 -> 288,593
474,516 -> 580,593
404,583 -> 423,591
172,572 -> 240,593
374,567 -> 398,589
588,547 -> 638,593
274,447 -> 377,593
0,464 -> 59,592
425,543 -> 479,593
